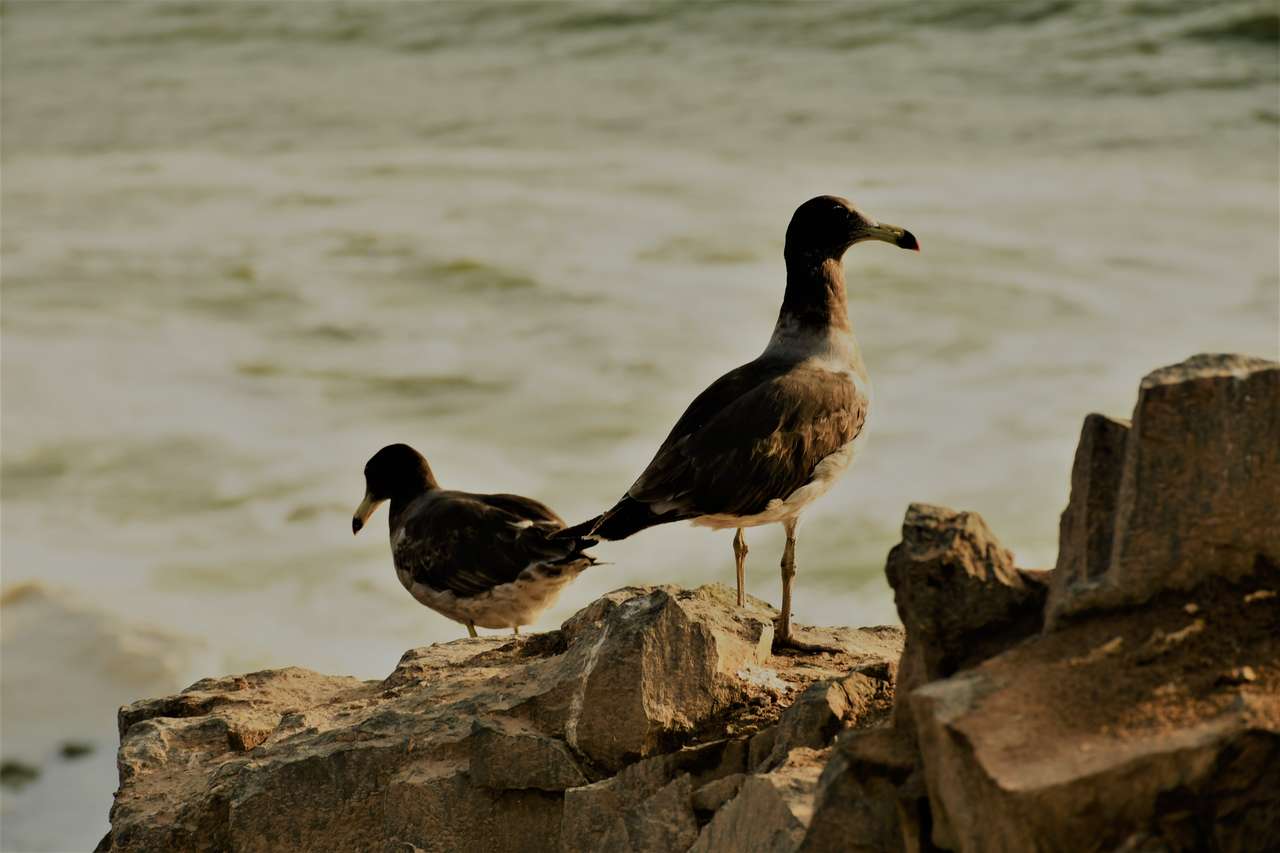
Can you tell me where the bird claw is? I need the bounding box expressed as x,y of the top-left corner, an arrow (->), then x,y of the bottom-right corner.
771,624 -> 845,656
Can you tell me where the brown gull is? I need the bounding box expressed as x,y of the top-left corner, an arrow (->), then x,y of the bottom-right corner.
559,196 -> 918,648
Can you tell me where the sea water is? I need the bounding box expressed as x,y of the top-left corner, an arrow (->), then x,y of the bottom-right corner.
2,2 -> 1277,848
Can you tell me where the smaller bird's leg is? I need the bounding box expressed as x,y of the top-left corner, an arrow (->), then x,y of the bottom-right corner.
512,625 -> 520,637
466,621 -> 478,638
732,528 -> 749,607
777,519 -> 798,644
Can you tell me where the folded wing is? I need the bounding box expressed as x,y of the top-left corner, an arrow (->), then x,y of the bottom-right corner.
631,364 -> 867,519
394,492 -> 593,598
575,361 -> 867,541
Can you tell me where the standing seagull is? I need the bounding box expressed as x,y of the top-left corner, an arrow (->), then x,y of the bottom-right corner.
353,444 -> 597,638
559,196 -> 918,648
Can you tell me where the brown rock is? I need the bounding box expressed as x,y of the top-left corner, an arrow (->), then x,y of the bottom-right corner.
758,661 -> 894,771
468,717 -> 588,791
594,773 -> 700,852
383,760 -> 563,853
555,584 -> 773,771
886,503 -> 1049,727
1046,413 -> 1130,628
749,726 -> 779,770
799,727 -> 922,853
1052,354 -> 1280,622
561,738 -> 747,853
105,668 -> 367,852
101,584 -> 901,853
692,772 -> 747,813
690,748 -> 828,853
909,578 -> 1280,853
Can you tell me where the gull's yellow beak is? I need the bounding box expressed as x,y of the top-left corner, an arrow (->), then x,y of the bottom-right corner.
863,222 -> 920,252
352,491 -> 382,535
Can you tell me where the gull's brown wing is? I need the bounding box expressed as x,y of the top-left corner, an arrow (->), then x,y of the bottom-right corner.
628,363 -> 866,520
393,492 -> 590,598
560,359 -> 867,542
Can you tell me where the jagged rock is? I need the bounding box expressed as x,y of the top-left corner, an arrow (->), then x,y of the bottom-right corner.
560,738 -> 748,853
692,773 -> 747,813
749,726 -> 779,770
1051,354 -> 1280,623
799,727 -> 923,853
886,503 -> 1049,727
555,584 -> 774,770
1046,413 -> 1130,628
100,584 -> 902,853
909,577 -> 1280,853
593,773 -> 700,852
758,661 -> 894,771
690,748 -> 827,853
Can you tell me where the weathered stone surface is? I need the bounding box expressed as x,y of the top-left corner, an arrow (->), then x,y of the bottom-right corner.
691,748 -> 828,853
886,503 -> 1049,727
1046,413 -> 1130,628
910,577 -> 1280,853
383,761 -> 564,853
561,738 -> 747,853
594,773 -> 700,852
1053,354 -> 1280,621
692,772 -> 746,813
469,717 -> 588,791
101,584 -> 902,853
799,727 -> 921,853
555,584 -> 773,770
759,661 -> 894,771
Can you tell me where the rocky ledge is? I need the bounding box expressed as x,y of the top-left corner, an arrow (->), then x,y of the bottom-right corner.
99,354 -> 1279,853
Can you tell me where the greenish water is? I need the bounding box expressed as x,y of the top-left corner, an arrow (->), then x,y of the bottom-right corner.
2,1 -> 1277,849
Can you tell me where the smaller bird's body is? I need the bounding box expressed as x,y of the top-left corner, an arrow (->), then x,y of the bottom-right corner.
353,444 -> 596,637
560,196 -> 918,647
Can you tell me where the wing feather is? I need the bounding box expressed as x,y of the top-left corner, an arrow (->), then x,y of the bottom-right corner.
393,492 -> 588,598
628,364 -> 867,519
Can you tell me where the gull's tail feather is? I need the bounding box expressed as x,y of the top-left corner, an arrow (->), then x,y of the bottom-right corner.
554,514 -> 603,543
555,496 -> 677,543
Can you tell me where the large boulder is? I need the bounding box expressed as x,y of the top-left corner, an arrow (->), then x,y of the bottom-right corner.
910,576 -> 1279,852
99,584 -> 903,853
1049,354 -> 1280,624
887,354 -> 1280,853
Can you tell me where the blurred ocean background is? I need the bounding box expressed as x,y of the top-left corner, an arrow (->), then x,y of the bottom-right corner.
1,1 -> 1277,848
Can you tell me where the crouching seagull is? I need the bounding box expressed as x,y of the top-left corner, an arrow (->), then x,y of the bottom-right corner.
353,444 -> 597,638
559,196 -> 918,648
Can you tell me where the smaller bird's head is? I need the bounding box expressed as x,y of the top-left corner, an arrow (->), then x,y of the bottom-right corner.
352,443 -> 437,534
784,195 -> 919,261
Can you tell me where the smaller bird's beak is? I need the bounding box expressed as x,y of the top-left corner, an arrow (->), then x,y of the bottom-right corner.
864,222 -> 920,252
352,491 -> 382,535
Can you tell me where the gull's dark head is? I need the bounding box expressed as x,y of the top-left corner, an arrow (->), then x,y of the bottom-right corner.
784,195 -> 919,261
352,443 -> 437,534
